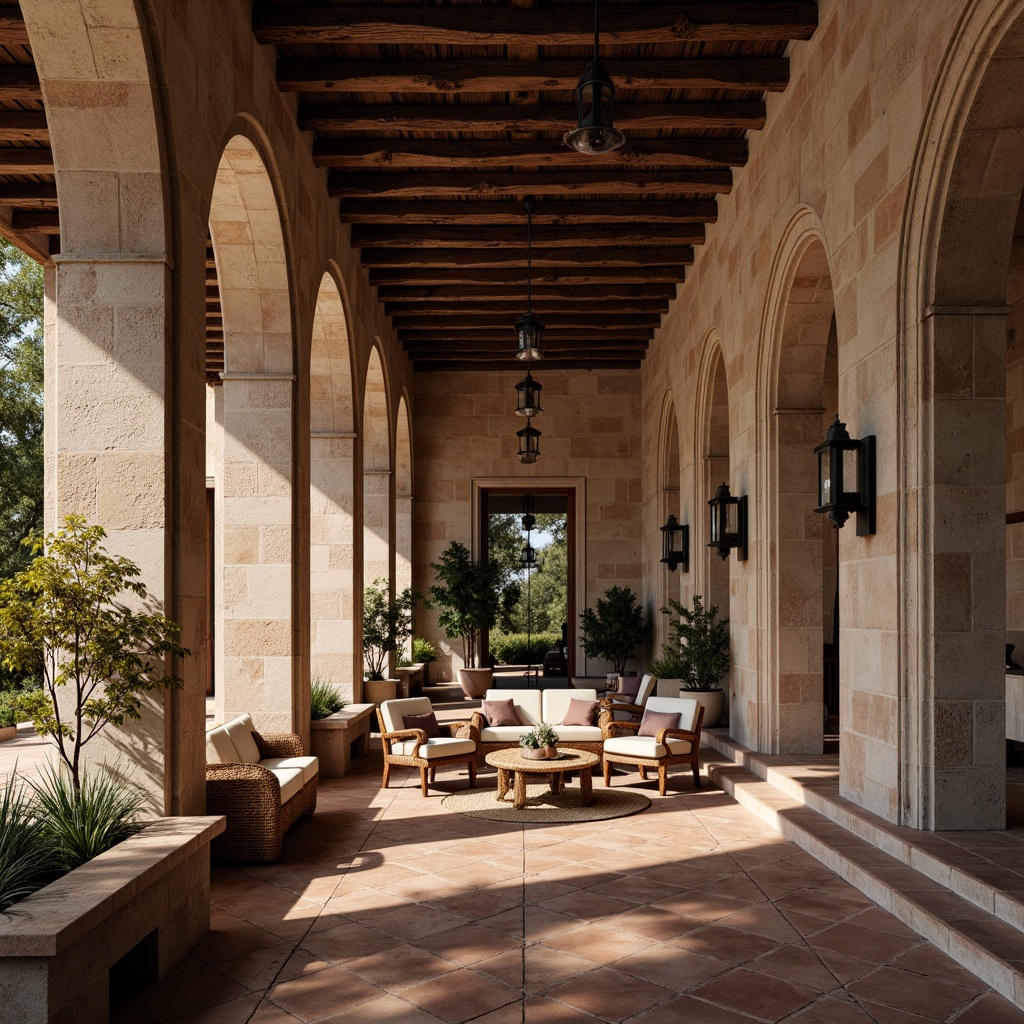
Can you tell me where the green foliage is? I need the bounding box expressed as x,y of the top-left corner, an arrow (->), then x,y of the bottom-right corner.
411,636 -> 437,663
0,770 -> 52,911
519,721 -> 559,749
0,689 -> 28,728
489,513 -> 568,634
310,676 -> 348,720
579,585 -> 650,675
362,579 -> 417,680
652,594 -> 730,691
427,541 -> 512,667
0,515 -> 189,790
490,631 -> 562,666
31,762 -> 144,873
0,239 -> 44,581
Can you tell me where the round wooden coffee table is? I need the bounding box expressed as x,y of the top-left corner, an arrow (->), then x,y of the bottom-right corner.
485,748 -> 599,810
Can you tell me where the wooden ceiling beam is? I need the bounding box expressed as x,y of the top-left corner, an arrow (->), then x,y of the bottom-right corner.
300,101 -> 765,134
0,66 -> 42,101
370,266 -> 687,285
384,299 -> 670,316
393,312 -> 661,329
354,223 -> 705,249
331,171 -> 731,198
0,148 -> 53,174
11,211 -> 58,234
340,199 -> 718,225
377,283 -> 677,302
415,358 -> 641,370
0,8 -> 30,46
278,58 -> 789,94
0,111 -> 48,142
314,138 -> 747,170
401,329 -> 652,343
363,246 -> 693,268
0,182 -> 58,207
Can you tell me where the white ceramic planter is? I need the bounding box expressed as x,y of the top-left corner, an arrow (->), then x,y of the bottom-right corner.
682,688 -> 725,728
363,677 -> 398,706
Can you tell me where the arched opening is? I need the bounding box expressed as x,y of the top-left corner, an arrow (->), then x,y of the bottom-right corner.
657,396 -> 683,649
362,345 -> 391,678
395,393 -> 414,661
704,348 -> 731,620
207,134 -> 295,735
309,272 -> 356,700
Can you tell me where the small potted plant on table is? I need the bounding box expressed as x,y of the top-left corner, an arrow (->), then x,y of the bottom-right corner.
519,721 -> 560,759
363,578 -> 416,706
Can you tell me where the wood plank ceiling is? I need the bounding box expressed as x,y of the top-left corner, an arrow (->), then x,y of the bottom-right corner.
254,1 -> 817,371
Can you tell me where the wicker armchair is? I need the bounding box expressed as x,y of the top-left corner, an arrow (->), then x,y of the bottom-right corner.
600,672 -> 658,723
601,696 -> 704,795
206,717 -> 318,864
377,697 -> 479,796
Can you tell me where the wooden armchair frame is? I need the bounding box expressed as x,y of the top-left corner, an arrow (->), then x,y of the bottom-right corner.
376,710 -> 479,796
601,704 -> 705,795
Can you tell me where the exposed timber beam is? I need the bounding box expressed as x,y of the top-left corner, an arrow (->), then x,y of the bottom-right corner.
376,283 -> 677,302
392,313 -> 661,329
414,358 -> 642,370
278,58 -> 789,94
0,182 -> 58,207
0,8 -> 30,46
0,111 -> 48,142
255,4 -> 816,46
330,171 -> 731,198
299,101 -> 765,134
370,266 -> 687,285
11,211 -> 58,234
353,224 -> 705,249
0,66 -> 42,101
0,147 -> 53,174
340,199 -> 718,225
314,138 -> 747,170
400,329 -> 652,343
361,246 -> 694,268
384,299 -> 670,315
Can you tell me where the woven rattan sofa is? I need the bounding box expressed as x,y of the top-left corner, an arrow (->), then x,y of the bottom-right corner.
205,713 -> 318,863
470,688 -> 612,760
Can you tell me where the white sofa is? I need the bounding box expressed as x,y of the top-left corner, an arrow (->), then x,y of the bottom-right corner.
470,688 -> 610,758
205,713 -> 319,863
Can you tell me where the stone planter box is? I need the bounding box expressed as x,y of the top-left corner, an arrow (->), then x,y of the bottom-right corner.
0,725 -> 16,743
0,815 -> 224,1024
310,703 -> 375,777
395,663 -> 425,699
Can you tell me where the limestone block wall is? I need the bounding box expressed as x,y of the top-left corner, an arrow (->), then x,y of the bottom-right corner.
1007,229 -> 1024,655
413,369 -> 642,681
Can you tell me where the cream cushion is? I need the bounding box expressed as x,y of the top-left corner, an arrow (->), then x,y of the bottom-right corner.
542,688 -> 598,722
604,735 -> 693,759
205,725 -> 238,764
550,724 -> 602,742
483,689 -> 542,726
266,766 -> 305,804
380,696 -> 433,735
391,736 -> 477,759
261,755 -> 319,786
223,714 -> 262,764
645,695 -> 700,730
480,725 -> 533,743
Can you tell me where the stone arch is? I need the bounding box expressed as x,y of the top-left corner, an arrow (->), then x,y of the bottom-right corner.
897,0 -> 1024,830
395,391 -> 414,610
309,269 -> 357,699
24,1 -> 189,811
208,132 -> 296,735
656,392 -> 683,644
756,208 -> 838,755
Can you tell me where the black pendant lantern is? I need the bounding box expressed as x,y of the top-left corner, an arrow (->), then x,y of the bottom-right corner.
520,541 -> 538,569
707,482 -> 748,561
515,196 -> 544,361
813,416 -> 876,534
660,514 -> 689,573
515,369 -> 543,417
563,0 -> 624,155
517,423 -> 541,464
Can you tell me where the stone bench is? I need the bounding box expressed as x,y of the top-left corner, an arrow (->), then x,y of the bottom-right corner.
310,702 -> 375,777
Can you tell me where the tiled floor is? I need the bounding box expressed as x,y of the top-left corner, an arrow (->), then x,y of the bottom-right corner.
124,747 -> 1024,1024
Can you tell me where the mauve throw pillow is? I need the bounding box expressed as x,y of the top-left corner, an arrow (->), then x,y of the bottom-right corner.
617,675 -> 641,697
482,698 -> 523,727
402,712 -> 440,738
561,698 -> 599,726
638,709 -> 681,737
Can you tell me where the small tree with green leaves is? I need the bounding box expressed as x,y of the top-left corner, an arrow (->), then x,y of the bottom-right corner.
652,594 -> 730,691
0,516 -> 188,791
362,578 -> 416,680
579,585 -> 650,676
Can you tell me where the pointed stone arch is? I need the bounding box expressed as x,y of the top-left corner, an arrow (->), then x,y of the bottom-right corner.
656,392 -> 683,645
395,392 -> 414,618
309,269 -> 357,699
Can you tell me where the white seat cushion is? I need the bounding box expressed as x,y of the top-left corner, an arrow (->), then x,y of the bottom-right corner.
266,766 -> 305,804
205,725 -> 239,764
483,689 -> 542,727
480,726 -> 531,743
261,755 -> 319,786
392,736 -> 476,760
543,688 -> 598,723
604,735 -> 693,759
380,697 -> 434,735
223,714 -> 262,764
550,725 -> 602,742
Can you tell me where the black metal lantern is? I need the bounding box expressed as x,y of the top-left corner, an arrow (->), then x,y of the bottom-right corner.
707,482 -> 748,561
520,542 -> 537,569
563,0 -> 625,154
517,423 -> 541,464
660,514 -> 689,572
514,370 -> 543,417
813,416 -> 876,534
515,196 -> 544,361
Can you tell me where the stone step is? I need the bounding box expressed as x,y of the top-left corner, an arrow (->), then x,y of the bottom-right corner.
702,747 -> 1024,1010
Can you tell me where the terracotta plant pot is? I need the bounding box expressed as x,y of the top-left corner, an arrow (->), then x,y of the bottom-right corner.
457,666 -> 493,698
0,725 -> 15,743
521,745 -> 558,760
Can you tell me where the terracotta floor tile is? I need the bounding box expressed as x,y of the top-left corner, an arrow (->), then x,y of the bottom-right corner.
774,889 -> 871,923
810,922 -> 918,962
852,1000 -> 949,1024
267,965 -> 382,1021
613,947 -> 729,992
691,966 -> 819,1020
344,942 -> 459,991
367,903 -> 458,940
474,947 -> 526,990
812,947 -> 875,985
415,922 -> 522,965
891,943 -> 985,990
299,920 -> 400,963
399,967 -> 520,1024
522,945 -> 596,993
522,906 -> 583,940
671,923 -> 781,964
165,993 -> 264,1024
847,966 -> 978,1018
314,992 -> 447,1023
522,995 -> 606,1022
955,992 -> 1024,1023
139,964 -> 252,1022
537,890 -> 635,922
613,905 -> 703,941
628,994 -> 762,1023
249,1002 -> 303,1024
210,942 -> 298,991
544,966 -> 675,1022
541,922 -> 652,963
746,943 -> 843,991
586,874 -> 680,905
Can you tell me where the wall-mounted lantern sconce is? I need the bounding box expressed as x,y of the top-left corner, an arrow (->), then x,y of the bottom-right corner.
813,416 -> 876,535
660,514 -> 689,572
517,423 -> 541,464
707,482 -> 748,561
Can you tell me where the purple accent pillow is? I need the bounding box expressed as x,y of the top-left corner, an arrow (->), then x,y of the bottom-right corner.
561,699 -> 599,726
482,699 -> 523,727
617,675 -> 641,697
638,709 -> 681,738
403,712 -> 440,738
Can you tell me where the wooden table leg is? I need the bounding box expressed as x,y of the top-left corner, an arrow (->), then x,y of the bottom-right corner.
513,770 -> 527,810
580,765 -> 594,806
497,767 -> 509,801
551,771 -> 562,795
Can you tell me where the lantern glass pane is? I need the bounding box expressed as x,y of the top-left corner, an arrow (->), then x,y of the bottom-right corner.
725,500 -> 738,536
843,447 -> 858,498
710,503 -> 721,543
818,451 -> 829,505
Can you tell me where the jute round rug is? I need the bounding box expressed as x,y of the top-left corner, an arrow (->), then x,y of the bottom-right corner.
441,784 -> 650,823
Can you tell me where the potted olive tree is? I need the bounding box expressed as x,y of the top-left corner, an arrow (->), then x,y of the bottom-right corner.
362,578 -> 416,705
652,593 -> 730,727
427,541 -> 512,697
579,585 -> 650,678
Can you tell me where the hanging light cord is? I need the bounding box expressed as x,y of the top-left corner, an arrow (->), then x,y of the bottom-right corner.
525,196 -> 534,314
593,0 -> 599,62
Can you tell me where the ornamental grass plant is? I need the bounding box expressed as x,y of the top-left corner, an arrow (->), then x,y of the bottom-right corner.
0,769 -> 52,911
310,676 -> 348,721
